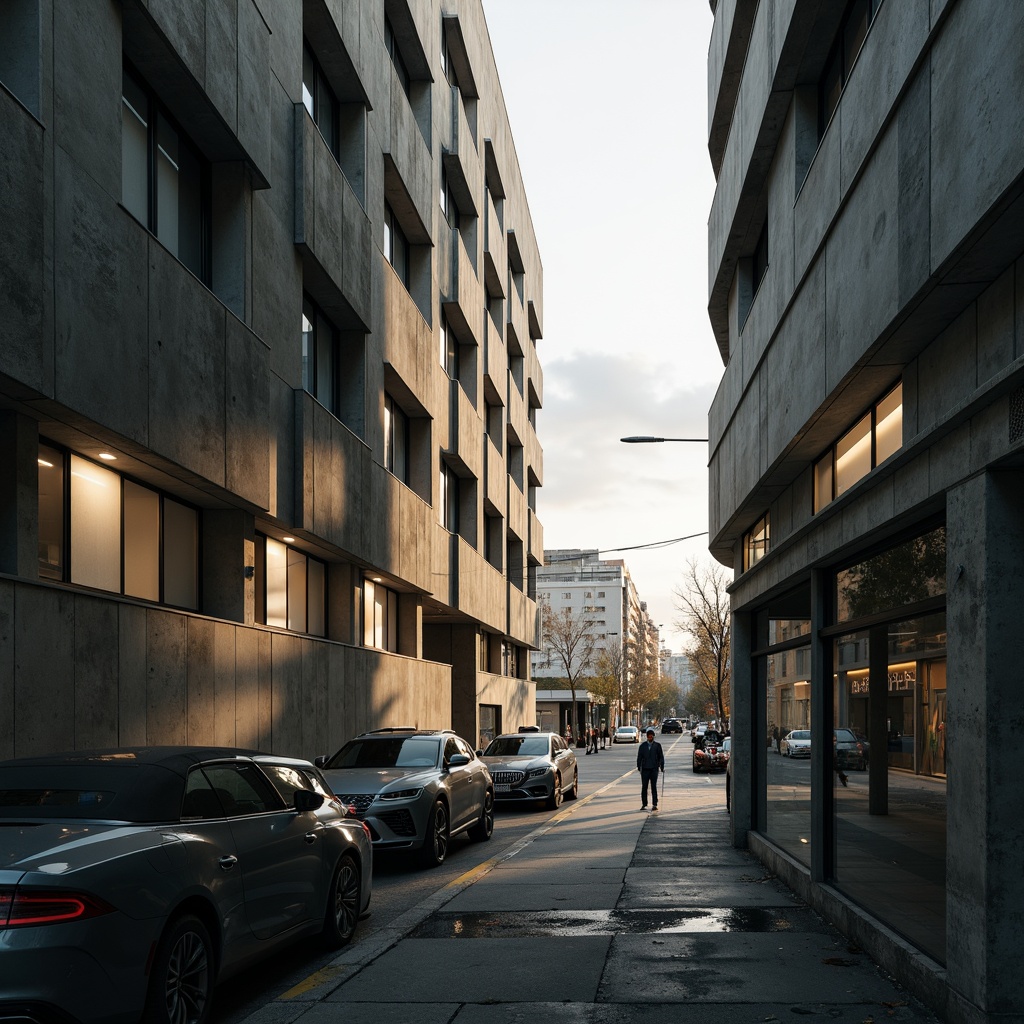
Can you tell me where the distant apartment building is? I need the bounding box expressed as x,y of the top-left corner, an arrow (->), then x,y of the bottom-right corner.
706,1 -> 1023,1020
533,549 -> 659,731
660,653 -> 696,699
0,0 -> 543,759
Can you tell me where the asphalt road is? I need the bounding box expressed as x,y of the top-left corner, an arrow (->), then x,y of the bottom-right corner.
214,735 -> 707,1023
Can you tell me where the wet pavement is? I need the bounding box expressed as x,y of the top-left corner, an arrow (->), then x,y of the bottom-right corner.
238,762 -> 943,1024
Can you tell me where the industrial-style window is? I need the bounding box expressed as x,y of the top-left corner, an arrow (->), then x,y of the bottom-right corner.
121,64 -> 208,282
818,0 -> 886,138
255,534 -> 326,637
384,393 -> 409,483
302,41 -> 338,157
301,296 -> 340,415
384,202 -> 410,287
743,512 -> 771,572
814,381 -> 903,512
37,443 -> 198,609
363,577 -> 398,652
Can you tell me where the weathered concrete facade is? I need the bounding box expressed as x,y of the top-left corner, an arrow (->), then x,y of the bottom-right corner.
707,0 -> 1024,1021
0,0 -> 543,757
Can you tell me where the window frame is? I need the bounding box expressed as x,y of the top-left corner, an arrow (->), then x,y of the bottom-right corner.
302,40 -> 339,159
384,392 -> 410,484
302,295 -> 340,416
384,202 -> 410,287
255,533 -> 327,637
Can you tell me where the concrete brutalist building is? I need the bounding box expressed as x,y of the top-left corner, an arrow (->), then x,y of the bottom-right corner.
0,0 -> 544,759
706,0 -> 1023,1021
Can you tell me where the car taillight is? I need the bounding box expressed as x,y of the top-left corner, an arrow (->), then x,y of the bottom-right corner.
0,887 -> 115,928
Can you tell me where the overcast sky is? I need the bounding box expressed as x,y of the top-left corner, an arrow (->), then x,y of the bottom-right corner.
481,0 -> 723,651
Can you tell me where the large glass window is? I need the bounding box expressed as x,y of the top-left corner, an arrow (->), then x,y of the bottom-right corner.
814,382 -> 903,512
384,203 -> 409,287
39,444 -> 197,608
743,512 -> 770,571
121,65 -> 207,281
257,535 -> 326,637
440,462 -> 459,533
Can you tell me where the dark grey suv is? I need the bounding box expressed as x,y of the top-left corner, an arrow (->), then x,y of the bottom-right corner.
317,729 -> 494,867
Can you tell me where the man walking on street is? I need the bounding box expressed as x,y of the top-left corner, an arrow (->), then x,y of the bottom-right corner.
637,727 -> 665,811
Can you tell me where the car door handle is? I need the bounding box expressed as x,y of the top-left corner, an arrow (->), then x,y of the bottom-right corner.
304,832 -> 318,844
219,855 -> 238,870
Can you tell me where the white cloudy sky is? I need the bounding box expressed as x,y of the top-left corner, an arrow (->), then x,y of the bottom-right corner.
481,0 -> 724,650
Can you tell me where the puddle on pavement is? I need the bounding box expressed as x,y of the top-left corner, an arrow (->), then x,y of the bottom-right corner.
408,907 -> 802,938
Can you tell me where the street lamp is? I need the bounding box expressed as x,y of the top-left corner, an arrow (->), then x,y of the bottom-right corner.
621,436 -> 708,443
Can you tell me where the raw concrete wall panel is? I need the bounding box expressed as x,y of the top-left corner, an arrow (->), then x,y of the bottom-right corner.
73,596 -> 120,750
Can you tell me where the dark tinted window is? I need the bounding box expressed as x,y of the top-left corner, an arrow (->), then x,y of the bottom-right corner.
200,764 -> 284,816
483,736 -> 550,757
325,737 -> 440,769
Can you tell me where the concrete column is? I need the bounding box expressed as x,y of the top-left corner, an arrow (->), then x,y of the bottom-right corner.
327,562 -> 358,644
0,411 -> 39,578
946,470 -> 1024,1017
730,606 -> 753,848
200,510 -> 253,623
449,622 -> 478,741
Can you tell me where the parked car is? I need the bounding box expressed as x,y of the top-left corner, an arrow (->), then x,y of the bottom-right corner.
0,746 -> 372,1024
693,729 -> 730,773
317,729 -> 493,868
691,722 -> 708,743
478,732 -> 577,809
834,728 -> 868,770
661,718 -> 684,734
613,726 -> 640,744
780,729 -> 812,757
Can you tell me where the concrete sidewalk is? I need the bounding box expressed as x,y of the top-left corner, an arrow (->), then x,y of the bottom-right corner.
241,767 -> 942,1024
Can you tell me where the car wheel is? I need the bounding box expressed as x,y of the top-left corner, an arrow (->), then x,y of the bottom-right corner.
565,770 -> 578,800
692,762 -> 699,773
546,773 -> 563,810
469,789 -> 494,842
142,913 -> 214,1024
419,800 -> 450,867
322,853 -> 360,948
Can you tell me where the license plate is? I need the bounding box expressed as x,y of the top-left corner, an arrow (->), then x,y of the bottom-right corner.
495,784 -> 510,792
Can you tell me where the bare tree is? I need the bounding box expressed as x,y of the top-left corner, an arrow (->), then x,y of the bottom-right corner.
541,601 -> 598,740
673,559 -> 731,723
592,643 -> 625,724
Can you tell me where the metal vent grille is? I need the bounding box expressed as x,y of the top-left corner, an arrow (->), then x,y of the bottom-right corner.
1011,386 -> 1024,443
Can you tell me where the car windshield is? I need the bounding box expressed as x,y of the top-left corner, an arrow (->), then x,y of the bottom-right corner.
484,737 -> 549,757
789,731 -> 811,740
325,737 -> 440,769
617,728 -> 635,734
835,729 -> 857,741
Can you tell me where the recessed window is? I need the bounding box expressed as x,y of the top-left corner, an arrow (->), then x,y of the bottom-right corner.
302,296 -> 340,415
302,41 -> 338,157
384,393 -> 409,483
384,16 -> 411,99
440,462 -> 459,533
384,202 -> 410,287
818,0 -> 885,138
363,578 -> 398,652
814,381 -> 903,512
121,65 -> 208,282
743,512 -> 770,572
255,535 -> 325,636
38,442 -> 198,609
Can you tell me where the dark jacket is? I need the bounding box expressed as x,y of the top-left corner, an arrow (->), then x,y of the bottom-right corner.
636,738 -> 665,773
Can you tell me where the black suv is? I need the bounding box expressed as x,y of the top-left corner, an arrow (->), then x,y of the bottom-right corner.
661,718 -> 684,734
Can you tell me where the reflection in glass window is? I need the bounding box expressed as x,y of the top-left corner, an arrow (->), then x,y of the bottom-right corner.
384,394 -> 409,483
836,527 -> 946,623
37,446 -> 65,581
764,645 -> 812,868
302,296 -> 339,416
363,578 -> 398,652
302,42 -> 338,156
743,512 -> 770,571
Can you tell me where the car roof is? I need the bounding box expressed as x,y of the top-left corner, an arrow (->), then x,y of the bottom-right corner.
494,731 -> 557,738
0,746 -> 283,776
356,729 -> 455,738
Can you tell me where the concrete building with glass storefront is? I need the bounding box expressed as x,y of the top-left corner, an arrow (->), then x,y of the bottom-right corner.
0,1 -> 543,760
707,1 -> 1023,1021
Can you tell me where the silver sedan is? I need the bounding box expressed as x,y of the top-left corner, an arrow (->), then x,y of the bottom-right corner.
479,732 -> 578,809
0,747 -> 372,1024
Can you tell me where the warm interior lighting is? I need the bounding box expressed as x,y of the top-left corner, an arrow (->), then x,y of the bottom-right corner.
98,453 -> 117,461
37,459 -> 53,468
282,536 -> 295,543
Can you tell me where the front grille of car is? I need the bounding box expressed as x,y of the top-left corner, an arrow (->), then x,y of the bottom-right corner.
336,794 -> 375,817
377,808 -> 416,837
491,770 -> 526,786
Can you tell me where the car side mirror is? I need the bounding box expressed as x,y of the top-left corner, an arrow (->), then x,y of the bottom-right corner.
475,749 -> 484,757
446,753 -> 471,769
313,755 -> 327,768
294,789 -> 325,813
